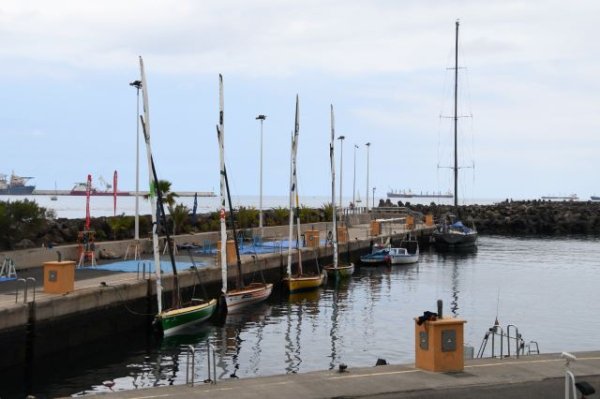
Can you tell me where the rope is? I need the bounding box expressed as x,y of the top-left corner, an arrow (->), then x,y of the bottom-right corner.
101,282 -> 155,317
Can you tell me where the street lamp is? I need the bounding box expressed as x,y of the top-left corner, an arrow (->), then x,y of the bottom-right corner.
373,186 -> 376,209
352,144 -> 358,208
365,142 -> 371,211
129,79 -> 142,251
337,135 -> 345,209
256,114 -> 267,236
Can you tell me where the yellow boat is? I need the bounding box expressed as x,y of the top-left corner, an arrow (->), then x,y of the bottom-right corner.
283,271 -> 326,294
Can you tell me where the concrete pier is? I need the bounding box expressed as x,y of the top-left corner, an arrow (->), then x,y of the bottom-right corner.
61,351 -> 600,398
0,217 -> 434,369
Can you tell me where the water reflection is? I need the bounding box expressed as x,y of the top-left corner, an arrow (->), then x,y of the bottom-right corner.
437,249 -> 478,317
327,279 -> 350,370
284,289 -> 321,373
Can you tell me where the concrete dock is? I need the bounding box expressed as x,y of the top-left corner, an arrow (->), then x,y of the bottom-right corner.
64,351 -> 600,398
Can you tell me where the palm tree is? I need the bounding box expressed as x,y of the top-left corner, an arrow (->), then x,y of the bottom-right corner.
170,203 -> 190,235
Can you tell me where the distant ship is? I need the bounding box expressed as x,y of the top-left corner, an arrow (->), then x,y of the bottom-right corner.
591,196 -> 600,201
70,182 -> 130,196
0,173 -> 35,195
541,194 -> 578,201
387,189 -> 453,199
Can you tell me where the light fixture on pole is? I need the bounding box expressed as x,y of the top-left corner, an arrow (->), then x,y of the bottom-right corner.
256,114 -> 267,236
337,135 -> 345,209
352,144 -> 358,208
129,79 -> 142,260
365,142 -> 371,211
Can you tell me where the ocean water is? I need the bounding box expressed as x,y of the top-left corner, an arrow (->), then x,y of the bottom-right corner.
13,235 -> 600,398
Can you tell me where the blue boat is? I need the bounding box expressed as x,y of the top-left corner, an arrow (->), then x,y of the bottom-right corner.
360,248 -> 390,265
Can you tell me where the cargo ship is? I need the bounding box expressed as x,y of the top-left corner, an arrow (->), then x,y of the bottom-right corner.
70,182 -> 130,196
541,194 -> 578,201
0,173 -> 35,195
387,189 -> 453,199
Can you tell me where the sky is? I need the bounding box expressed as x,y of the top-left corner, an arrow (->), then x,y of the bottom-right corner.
1,0 -> 599,205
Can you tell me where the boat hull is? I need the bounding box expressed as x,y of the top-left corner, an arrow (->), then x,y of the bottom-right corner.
323,263 -> 355,279
158,299 -> 217,336
0,186 -> 35,195
389,254 -> 419,264
283,272 -> 326,294
433,231 -> 478,249
225,283 -> 273,312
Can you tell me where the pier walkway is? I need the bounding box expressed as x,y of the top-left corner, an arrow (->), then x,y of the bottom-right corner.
65,351 -> 600,398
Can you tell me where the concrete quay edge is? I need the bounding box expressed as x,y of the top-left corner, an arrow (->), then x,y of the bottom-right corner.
64,351 -> 600,399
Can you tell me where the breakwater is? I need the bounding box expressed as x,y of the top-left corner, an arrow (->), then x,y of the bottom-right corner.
396,200 -> 600,235
5,201 -> 600,252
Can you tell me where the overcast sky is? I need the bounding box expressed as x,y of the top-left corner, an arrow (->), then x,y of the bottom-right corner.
1,0 -> 599,204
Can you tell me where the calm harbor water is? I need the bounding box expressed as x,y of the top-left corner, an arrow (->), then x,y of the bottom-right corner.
16,235 -> 600,398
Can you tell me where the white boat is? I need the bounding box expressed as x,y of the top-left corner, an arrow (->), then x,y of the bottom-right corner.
433,20 -> 478,250
388,246 -> 419,265
216,74 -> 272,312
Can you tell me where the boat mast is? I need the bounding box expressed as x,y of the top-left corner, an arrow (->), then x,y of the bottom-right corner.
217,74 -> 228,295
293,96 -> 303,275
138,56 -> 162,313
286,128 -> 295,277
330,105 -> 338,270
453,19 -> 459,208
287,96 -> 300,277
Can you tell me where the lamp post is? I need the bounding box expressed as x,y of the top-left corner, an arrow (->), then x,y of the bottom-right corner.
129,79 -> 142,245
365,142 -> 371,211
337,135 -> 345,209
373,186 -> 376,209
256,114 -> 267,236
352,144 -> 358,208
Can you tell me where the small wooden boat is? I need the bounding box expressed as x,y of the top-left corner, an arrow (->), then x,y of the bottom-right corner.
216,74 -> 273,313
138,56 -> 217,336
282,96 -> 325,294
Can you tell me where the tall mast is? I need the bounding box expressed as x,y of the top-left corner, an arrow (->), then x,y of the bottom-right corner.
330,105 -> 338,269
217,74 -> 228,295
293,96 -> 303,275
286,129 -> 295,277
453,20 -> 459,208
139,56 -> 162,313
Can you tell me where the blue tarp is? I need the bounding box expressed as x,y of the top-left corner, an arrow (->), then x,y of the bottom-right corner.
92,260 -> 207,274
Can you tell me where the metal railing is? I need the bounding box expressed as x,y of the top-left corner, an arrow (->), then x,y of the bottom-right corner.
477,322 -> 539,359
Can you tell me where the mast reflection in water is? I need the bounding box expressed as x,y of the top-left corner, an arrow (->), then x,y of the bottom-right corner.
16,236 -> 600,398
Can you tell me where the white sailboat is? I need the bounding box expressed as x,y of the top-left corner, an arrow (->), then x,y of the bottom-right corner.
282,96 -> 326,293
139,56 -> 216,336
323,105 -> 354,280
216,74 -> 272,312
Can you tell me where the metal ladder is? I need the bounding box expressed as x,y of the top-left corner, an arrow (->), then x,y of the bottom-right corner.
477,321 -> 540,359
185,341 -> 217,386
15,277 -> 37,304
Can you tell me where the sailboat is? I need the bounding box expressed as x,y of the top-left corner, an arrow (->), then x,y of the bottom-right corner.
323,105 -> 355,280
282,96 -> 327,293
433,20 -> 478,250
216,74 -> 273,312
138,56 -> 217,336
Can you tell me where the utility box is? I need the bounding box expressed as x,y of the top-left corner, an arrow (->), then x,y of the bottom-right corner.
337,227 -> 348,244
425,214 -> 434,227
43,261 -> 76,294
406,215 -> 415,230
217,240 -> 237,266
414,317 -> 466,372
370,221 -> 380,236
304,230 -> 320,248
